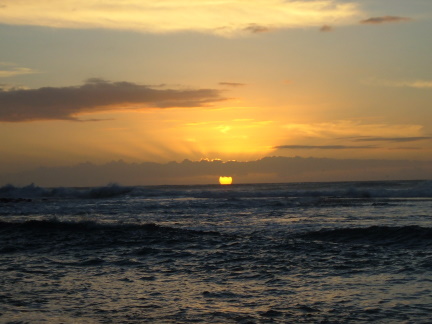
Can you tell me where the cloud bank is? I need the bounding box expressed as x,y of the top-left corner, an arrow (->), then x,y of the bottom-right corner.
0,0 -> 361,36
0,79 -> 225,122
1,157 -> 431,187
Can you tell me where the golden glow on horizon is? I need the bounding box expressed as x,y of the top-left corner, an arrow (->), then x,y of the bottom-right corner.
219,176 -> 233,185
171,109 -> 280,159
64,106 -> 432,165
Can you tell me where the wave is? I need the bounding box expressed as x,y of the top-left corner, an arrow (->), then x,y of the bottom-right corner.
0,219 -> 223,254
122,180 -> 432,199
0,183 -> 134,199
184,181 -> 432,199
1,180 -> 432,200
0,218 -> 220,235
302,225 -> 432,246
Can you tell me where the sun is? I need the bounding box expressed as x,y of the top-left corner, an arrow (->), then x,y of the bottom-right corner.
219,176 -> 233,185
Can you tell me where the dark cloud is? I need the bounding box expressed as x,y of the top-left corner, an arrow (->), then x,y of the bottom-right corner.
85,77 -> 109,84
0,79 -> 226,122
243,24 -> 271,34
351,136 -> 432,143
320,25 -> 333,32
219,82 -> 246,87
360,16 -> 411,24
275,145 -> 377,150
390,147 -> 419,150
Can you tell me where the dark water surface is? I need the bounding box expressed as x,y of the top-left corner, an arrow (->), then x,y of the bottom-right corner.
1,181 -> 432,323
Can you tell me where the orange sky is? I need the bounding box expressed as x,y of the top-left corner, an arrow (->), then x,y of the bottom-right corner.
1,0 -> 432,183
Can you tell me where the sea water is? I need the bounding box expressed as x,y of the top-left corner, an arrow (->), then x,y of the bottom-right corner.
1,180 -> 432,323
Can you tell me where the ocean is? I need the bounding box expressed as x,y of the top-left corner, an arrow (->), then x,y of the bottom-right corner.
1,180 -> 432,323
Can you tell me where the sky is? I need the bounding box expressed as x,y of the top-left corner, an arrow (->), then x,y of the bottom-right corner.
1,0 -> 432,185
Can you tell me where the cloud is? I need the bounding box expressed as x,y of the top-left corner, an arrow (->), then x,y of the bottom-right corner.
274,145 -> 377,150
0,83 -> 28,92
0,0 -> 362,37
219,82 -> 246,87
243,24 -> 271,34
360,16 -> 411,24
284,121 -> 425,139
0,79 -> 226,122
350,136 -> 432,143
0,66 -> 39,78
364,78 -> 432,89
405,81 -> 432,89
320,25 -> 333,32
390,147 -> 420,150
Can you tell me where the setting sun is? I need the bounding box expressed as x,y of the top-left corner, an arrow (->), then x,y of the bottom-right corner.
219,176 -> 233,185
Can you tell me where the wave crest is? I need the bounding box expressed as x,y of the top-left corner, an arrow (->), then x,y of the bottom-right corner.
0,183 -> 133,199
